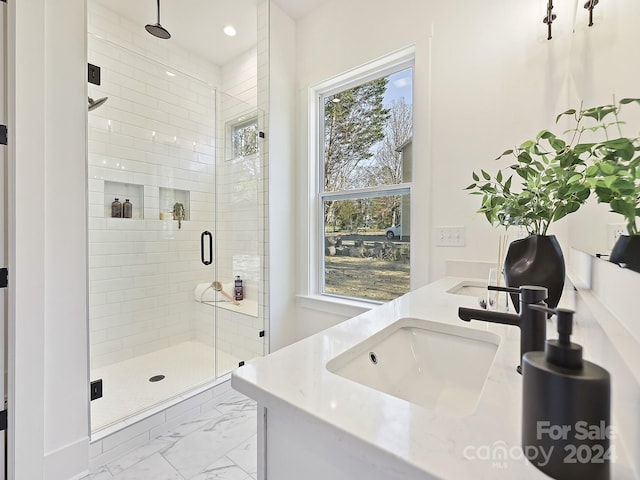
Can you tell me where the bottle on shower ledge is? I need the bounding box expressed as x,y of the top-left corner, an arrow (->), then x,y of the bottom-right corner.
111,198 -> 122,218
123,199 -> 132,218
234,276 -> 244,301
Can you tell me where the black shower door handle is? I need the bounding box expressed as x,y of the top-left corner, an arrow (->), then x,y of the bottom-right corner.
201,231 -> 212,265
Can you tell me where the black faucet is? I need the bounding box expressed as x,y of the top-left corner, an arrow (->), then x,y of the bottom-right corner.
458,285 -> 548,374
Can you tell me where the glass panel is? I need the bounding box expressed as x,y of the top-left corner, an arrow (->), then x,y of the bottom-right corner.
214,91 -> 264,378
323,194 -> 411,302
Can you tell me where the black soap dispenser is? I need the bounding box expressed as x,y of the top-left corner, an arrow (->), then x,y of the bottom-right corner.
522,307 -> 611,480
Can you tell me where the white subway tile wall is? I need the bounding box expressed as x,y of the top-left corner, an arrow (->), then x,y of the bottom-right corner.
88,3 -> 265,376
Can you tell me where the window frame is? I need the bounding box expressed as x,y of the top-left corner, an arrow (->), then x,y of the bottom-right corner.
225,110 -> 259,161
311,48 -> 415,303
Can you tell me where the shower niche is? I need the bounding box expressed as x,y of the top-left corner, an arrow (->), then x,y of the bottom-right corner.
103,181 -> 144,219
159,187 -> 190,222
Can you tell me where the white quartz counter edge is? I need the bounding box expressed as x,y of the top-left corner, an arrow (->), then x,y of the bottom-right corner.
232,277 -> 634,479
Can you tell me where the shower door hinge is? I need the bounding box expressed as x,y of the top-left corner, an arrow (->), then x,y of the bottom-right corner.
88,63 -> 101,85
0,125 -> 7,145
0,268 -> 7,288
0,409 -> 6,431
259,330 -> 265,338
90,379 -> 103,401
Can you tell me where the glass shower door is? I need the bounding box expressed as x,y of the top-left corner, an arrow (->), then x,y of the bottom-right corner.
211,91 -> 265,377
87,34 -> 219,431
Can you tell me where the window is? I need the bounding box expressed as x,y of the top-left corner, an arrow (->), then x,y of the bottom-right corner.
317,58 -> 413,303
226,113 -> 259,160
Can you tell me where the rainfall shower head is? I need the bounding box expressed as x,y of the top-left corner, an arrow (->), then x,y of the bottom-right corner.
88,96 -> 108,112
146,23 -> 171,39
145,0 -> 171,39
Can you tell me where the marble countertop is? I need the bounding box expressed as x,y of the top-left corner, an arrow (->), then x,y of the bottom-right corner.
232,277 -> 634,479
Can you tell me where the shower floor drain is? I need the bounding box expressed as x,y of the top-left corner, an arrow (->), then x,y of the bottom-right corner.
149,375 -> 165,382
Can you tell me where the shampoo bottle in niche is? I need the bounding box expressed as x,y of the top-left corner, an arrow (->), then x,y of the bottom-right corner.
234,276 -> 243,301
522,308 -> 611,480
123,199 -> 132,218
111,198 -> 122,218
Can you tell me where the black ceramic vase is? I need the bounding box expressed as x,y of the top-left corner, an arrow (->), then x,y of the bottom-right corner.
609,235 -> 640,273
504,235 -> 565,312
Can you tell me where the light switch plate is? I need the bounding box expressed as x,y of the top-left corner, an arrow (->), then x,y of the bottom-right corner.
434,226 -> 465,247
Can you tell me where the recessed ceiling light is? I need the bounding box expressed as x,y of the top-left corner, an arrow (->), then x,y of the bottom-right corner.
223,25 -> 237,37
166,71 -> 176,77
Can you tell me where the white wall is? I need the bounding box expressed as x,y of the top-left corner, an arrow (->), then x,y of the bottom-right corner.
267,3 -> 298,350
8,1 -> 90,478
284,0 -> 640,341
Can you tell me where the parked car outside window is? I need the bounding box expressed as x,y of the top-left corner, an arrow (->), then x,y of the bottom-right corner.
386,224 -> 401,239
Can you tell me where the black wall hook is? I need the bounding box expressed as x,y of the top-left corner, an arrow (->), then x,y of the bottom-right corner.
584,0 -> 599,27
542,0 -> 557,40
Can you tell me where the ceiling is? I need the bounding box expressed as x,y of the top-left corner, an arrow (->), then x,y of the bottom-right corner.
272,0 -> 328,19
92,0 -> 328,66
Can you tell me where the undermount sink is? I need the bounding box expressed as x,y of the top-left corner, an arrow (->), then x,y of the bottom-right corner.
326,317 -> 500,416
446,280 -> 488,298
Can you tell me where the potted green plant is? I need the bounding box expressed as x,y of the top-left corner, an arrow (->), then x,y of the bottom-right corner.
580,98 -> 640,271
466,108 -> 594,309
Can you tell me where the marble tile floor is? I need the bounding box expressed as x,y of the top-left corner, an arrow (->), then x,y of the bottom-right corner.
84,390 -> 258,480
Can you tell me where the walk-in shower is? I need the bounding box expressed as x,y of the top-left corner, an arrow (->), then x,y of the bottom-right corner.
87,1 -> 266,432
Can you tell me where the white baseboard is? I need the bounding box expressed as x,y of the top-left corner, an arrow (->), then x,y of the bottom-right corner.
44,436 -> 90,480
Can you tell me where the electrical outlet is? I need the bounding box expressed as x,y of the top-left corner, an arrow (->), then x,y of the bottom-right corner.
607,223 -> 626,249
434,226 -> 465,247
